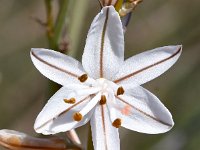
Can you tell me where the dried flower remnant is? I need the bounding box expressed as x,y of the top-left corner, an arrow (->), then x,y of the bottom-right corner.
119,0 -> 143,16
31,6 -> 182,150
0,129 -> 67,150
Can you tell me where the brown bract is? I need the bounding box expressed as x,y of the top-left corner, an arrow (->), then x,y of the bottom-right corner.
0,129 -> 81,150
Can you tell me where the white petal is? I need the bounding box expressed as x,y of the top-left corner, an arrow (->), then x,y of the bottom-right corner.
113,45 -> 182,86
80,93 -> 101,116
34,87 -> 91,135
114,86 -> 174,134
31,48 -> 85,86
50,109 -> 94,135
82,6 -> 124,79
90,105 -> 120,150
75,87 -> 101,96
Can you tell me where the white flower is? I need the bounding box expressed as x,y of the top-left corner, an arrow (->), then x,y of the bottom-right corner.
31,6 -> 182,150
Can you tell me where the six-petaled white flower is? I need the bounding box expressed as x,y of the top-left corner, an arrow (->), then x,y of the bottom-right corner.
31,6 -> 182,150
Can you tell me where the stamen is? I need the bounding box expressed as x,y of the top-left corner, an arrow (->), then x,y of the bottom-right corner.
73,112 -> 82,121
99,95 -> 107,105
112,118 -> 122,128
117,86 -> 125,96
78,74 -> 88,82
64,98 -> 76,104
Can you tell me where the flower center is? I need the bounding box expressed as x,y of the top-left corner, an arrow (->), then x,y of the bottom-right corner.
96,78 -> 109,92
71,77 -> 124,125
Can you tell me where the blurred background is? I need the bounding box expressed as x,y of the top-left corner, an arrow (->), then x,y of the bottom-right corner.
0,0 -> 200,149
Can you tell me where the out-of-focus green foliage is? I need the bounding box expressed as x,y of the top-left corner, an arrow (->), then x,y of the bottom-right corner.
0,0 -> 199,150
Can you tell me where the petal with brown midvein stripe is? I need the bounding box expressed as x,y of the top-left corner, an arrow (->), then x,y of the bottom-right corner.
113,45 -> 182,87
114,86 -> 174,134
90,105 -> 120,150
34,87 -> 92,135
82,6 -> 124,80
31,48 -> 86,86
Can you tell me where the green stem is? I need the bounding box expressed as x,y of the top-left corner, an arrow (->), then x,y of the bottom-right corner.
52,0 -> 70,50
44,0 -> 70,97
45,0 -> 69,51
44,0 -> 54,48
87,124 -> 94,150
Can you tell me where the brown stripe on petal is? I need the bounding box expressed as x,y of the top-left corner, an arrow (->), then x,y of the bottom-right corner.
100,105 -> 108,150
31,51 -> 80,78
58,97 -> 90,117
100,8 -> 110,78
116,96 -> 173,127
114,47 -> 182,83
35,96 -> 90,131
